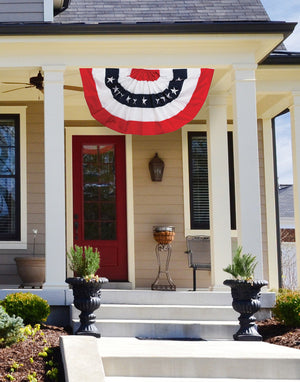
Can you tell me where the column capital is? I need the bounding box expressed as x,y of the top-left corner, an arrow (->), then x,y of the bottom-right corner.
42,66 -> 66,83
208,92 -> 228,107
42,65 -> 66,72
232,63 -> 257,71
231,63 -> 257,82
290,91 -> 300,107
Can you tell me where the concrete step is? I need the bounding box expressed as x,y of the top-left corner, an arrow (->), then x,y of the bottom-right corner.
105,379 -> 298,382
72,304 -> 239,321
61,336 -> 300,382
70,290 -> 274,340
98,289 -> 275,308
72,318 -> 238,340
99,338 -> 300,379
99,289 -> 232,305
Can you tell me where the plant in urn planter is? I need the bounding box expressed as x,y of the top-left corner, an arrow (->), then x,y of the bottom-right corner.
223,247 -> 268,341
66,245 -> 108,338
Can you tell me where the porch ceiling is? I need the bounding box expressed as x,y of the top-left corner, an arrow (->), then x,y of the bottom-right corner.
0,64 -> 298,120
0,67 -> 84,103
0,66 -> 229,104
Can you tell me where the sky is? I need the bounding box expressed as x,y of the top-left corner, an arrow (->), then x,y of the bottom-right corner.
260,0 -> 300,185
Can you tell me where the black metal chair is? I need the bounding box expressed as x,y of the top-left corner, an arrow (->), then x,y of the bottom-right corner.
185,235 -> 211,291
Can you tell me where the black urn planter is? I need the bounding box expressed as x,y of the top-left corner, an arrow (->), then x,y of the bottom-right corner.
66,277 -> 108,338
223,279 -> 268,341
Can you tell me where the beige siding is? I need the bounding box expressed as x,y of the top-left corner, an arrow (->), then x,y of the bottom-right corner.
0,102 -> 45,285
0,111 -> 270,287
132,130 -> 210,289
0,0 -> 44,22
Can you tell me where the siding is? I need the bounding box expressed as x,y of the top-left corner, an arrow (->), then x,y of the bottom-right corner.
0,102 -> 45,285
0,112 -> 270,287
0,0 -> 44,22
132,130 -> 210,289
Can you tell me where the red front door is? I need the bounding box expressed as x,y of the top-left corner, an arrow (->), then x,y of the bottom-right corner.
72,135 -> 128,281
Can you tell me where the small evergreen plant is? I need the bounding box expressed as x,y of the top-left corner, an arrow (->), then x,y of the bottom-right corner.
67,245 -> 100,280
223,246 -> 257,281
1,292 -> 50,325
0,306 -> 24,347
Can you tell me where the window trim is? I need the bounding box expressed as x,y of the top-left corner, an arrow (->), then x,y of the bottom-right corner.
182,124 -> 237,237
0,107 -> 27,249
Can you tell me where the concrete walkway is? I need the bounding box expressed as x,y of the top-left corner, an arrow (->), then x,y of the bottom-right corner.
60,336 -> 300,382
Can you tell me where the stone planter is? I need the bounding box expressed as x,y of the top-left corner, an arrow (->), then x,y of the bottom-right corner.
15,256 -> 45,288
223,279 -> 268,341
66,277 -> 108,338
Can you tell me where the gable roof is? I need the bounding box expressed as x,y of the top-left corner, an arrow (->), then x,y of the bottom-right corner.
54,0 -> 270,24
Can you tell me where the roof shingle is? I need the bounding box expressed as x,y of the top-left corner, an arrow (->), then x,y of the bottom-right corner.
54,0 -> 270,24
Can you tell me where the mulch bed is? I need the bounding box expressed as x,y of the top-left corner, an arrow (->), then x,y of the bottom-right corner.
257,318 -> 300,349
0,325 -> 70,382
0,319 -> 298,381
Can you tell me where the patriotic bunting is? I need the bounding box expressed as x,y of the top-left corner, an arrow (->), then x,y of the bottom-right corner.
80,68 -> 214,135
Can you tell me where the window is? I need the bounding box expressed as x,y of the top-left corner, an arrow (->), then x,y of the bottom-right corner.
0,115 -> 20,240
187,130 -> 236,231
188,132 -> 209,229
227,131 -> 236,230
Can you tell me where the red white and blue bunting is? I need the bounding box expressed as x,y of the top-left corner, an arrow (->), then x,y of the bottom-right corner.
80,68 -> 214,135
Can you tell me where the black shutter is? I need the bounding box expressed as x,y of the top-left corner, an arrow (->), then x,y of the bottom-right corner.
188,132 -> 209,229
228,131 -> 236,230
0,115 -> 20,241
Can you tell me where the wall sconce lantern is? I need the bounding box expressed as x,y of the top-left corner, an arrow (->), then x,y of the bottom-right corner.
149,153 -> 165,181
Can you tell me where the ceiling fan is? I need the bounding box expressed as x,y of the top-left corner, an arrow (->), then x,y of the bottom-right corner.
2,71 -> 83,93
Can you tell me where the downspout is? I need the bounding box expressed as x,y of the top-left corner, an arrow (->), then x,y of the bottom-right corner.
54,0 -> 71,16
272,109 -> 289,289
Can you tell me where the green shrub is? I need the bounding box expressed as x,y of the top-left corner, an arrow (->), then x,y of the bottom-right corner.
1,292 -> 50,325
0,306 -> 24,347
273,289 -> 300,327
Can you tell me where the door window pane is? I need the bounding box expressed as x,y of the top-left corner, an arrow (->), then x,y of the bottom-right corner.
82,144 -> 116,240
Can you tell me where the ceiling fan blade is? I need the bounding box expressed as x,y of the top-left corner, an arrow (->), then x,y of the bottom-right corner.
2,82 -> 31,85
2,86 -> 29,93
64,85 -> 84,92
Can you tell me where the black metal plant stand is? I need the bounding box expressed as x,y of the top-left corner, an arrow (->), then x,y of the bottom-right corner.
151,243 -> 176,291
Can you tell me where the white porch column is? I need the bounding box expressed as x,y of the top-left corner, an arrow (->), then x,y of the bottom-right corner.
207,93 -> 232,288
262,118 -> 279,289
232,64 -> 264,280
290,92 -> 300,288
43,65 -> 66,288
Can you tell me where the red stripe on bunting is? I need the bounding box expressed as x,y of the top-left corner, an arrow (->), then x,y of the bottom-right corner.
80,68 -> 214,135
130,68 -> 160,81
